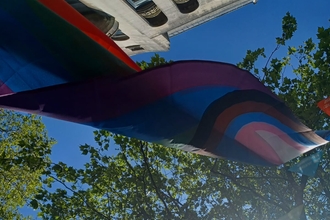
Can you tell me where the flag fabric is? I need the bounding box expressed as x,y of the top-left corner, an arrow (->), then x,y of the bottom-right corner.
318,97 -> 330,117
0,1 -> 329,166
289,151 -> 323,177
0,0 -> 138,97
1,60 -> 329,166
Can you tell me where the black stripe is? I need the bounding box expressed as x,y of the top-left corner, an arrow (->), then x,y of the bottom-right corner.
188,89 -> 302,148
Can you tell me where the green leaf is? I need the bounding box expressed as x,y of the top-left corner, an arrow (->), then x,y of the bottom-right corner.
30,199 -> 39,209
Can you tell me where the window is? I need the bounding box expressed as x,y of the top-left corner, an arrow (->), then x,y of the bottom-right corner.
66,0 -> 119,37
126,45 -> 144,51
125,0 -> 168,27
126,0 -> 150,8
173,0 -> 199,14
111,30 -> 130,41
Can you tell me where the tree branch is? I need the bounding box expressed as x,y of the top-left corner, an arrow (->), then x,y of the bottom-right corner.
121,151 -> 144,181
227,198 -> 243,220
211,170 -> 290,213
297,175 -> 308,220
49,175 -> 110,220
318,172 -> 330,200
141,173 -> 156,218
139,142 -> 172,218
262,44 -> 281,82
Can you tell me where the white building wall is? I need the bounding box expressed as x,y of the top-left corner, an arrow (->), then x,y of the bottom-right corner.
80,0 -> 256,56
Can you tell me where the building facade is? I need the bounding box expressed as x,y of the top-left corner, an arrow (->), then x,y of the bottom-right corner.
67,0 -> 257,56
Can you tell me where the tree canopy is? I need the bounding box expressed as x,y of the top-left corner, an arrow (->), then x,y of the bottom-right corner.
0,110 -> 55,219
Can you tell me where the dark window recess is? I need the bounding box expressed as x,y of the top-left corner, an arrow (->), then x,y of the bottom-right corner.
173,0 -> 199,14
112,30 -> 130,41
134,1 -> 168,27
126,45 -> 144,51
162,32 -> 170,41
66,0 -> 119,37
66,0 -> 80,4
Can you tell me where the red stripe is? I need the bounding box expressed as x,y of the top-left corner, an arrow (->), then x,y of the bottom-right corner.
38,0 -> 141,72
318,97 -> 330,116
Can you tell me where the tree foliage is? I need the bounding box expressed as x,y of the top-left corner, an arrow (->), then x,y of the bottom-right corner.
19,13 -> 330,219
0,110 -> 55,219
135,54 -> 172,70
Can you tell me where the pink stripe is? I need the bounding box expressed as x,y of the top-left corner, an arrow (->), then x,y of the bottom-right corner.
235,123 -> 283,164
235,122 -> 315,164
245,122 -> 307,150
0,81 -> 13,97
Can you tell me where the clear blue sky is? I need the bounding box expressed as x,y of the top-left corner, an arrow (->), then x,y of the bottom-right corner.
23,0 -> 330,216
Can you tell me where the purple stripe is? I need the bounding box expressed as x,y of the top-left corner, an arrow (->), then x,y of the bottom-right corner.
133,61 -> 277,100
0,80 -> 13,96
91,61 -> 278,118
0,61 -> 277,122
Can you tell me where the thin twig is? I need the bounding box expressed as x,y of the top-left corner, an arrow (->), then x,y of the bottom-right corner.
139,142 -> 172,217
49,175 -> 110,220
262,44 -> 281,82
211,170 -> 290,212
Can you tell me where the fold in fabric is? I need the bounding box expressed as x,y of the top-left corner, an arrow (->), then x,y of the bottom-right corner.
0,0 -> 136,96
1,1 -> 328,166
318,97 -> 330,117
38,0 -> 141,72
0,61 -> 328,166
289,151 -> 323,177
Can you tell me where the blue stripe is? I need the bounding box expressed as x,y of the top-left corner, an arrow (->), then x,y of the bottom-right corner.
213,135 -> 275,166
172,86 -> 237,118
0,5 -> 71,92
86,95 -> 198,142
84,86 -> 237,142
315,130 -> 330,141
225,113 -> 317,147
